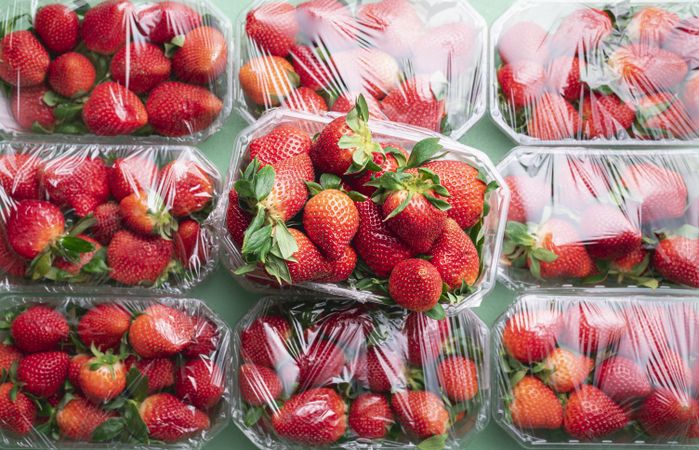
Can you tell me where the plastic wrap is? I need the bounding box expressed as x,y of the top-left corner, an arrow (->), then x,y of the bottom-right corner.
0,294 -> 231,449
0,0 -> 232,143
493,292 -> 699,447
0,142 -> 220,294
497,147 -> 699,291
234,0 -> 487,139
491,1 -> 699,145
218,108 -> 509,312
231,296 -> 489,450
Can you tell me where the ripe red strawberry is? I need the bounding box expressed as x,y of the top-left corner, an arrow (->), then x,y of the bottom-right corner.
579,203 -> 642,260
174,219 -> 205,268
139,393 -> 210,442
92,202 -> 122,245
622,163 -> 687,223
109,156 -> 160,202
47,52 -> 95,98
366,345 -> 406,393
111,43 -> 171,94
504,175 -> 549,223
438,356 -> 479,402
283,228 -> 329,283
509,376 -> 562,430
11,305 -> 68,353
120,191 -> 177,238
83,82 -> 148,136
423,160 -> 486,229
332,92 -> 384,118
11,85 -> 56,131
245,2 -> 298,58
497,61 -> 546,110
527,93 -> 581,141
248,124 -> 311,166
18,351 -> 69,397
160,159 -> 214,217
580,93 -> 635,138
107,230 -> 174,285
333,48 -> 399,100
240,315 -> 291,369
146,81 -> 223,137
653,236 -> 699,287
271,387 -> 346,445
595,356 -> 651,403
546,56 -> 585,102
388,258 -> 442,312
0,153 -> 42,200
563,303 -> 626,354
225,189 -> 250,247
68,354 -> 90,391
502,308 -> 562,363
296,0 -> 357,51
645,347 -> 692,391
175,358 -> 225,409
183,319 -> 218,359
635,93 -> 698,139
34,4 -> 79,53
637,388 -> 698,437
550,8 -> 612,56
303,188 -> 358,260
81,0 -> 133,55
356,0 -> 424,57
79,353 -> 127,403
542,348 -> 593,393
289,44 -> 334,91
403,312 -> 450,367
627,6 -> 679,47
238,363 -> 282,406
609,45 -> 688,94
297,339 -> 345,388
42,156 -> 110,217
6,200 -> 64,259
412,21 -> 476,75
564,385 -> 628,440
0,344 -> 21,374
77,304 -> 131,351
431,220 -> 480,290
126,357 -> 175,394
136,1 -> 201,44
0,31 -> 50,87
282,87 -> 328,114
382,77 -> 446,132
345,143 -> 407,196
129,305 -> 193,358
497,21 -> 549,64
349,393 -> 393,439
0,383 -> 36,436
392,390 -> 448,438
173,26 -> 227,85
56,396 -> 115,440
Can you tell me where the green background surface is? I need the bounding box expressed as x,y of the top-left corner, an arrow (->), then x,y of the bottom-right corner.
202,0 -> 517,448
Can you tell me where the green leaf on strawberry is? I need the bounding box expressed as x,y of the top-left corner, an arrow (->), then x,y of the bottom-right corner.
92,417 -> 126,442
417,433 -> 448,450
126,367 -> 149,404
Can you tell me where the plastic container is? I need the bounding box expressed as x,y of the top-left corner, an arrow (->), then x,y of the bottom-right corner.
490,1 -> 699,145
0,0 -> 232,144
493,292 -> 699,447
218,108 -> 509,311
0,294 -> 231,449
0,141 -> 221,294
497,146 -> 699,291
231,296 -> 489,450
233,0 -> 487,139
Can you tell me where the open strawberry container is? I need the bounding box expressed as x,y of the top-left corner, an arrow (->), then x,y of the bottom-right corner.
0,0 -> 233,144
497,146 -> 699,291
218,108 -> 509,312
493,292 -> 699,447
231,296 -> 489,450
0,142 -> 221,294
0,294 -> 231,449
490,1 -> 699,145
233,0 -> 487,139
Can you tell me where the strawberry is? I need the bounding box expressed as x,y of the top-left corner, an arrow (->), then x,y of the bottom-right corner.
509,376 -> 562,430
381,77 -> 446,132
333,48 -> 399,100
239,55 -> 299,106
51,234 -> 104,276
541,348 -> 593,393
160,159 -> 214,217
366,345 -> 406,393
296,0 -> 357,51
412,21 -> 476,76
608,246 -> 653,283
626,6 -> 679,47
248,124 -> 311,166
0,344 -> 21,374
497,61 -> 546,110
404,312 -> 450,367
283,87 -> 328,115
297,339 -> 345,388
56,396 -> 115,440
11,85 -> 56,131
175,358 -> 225,409
44,156 -> 110,217
653,236 -> 699,287
136,1 -> 201,44
0,31 -> 50,87
316,241 -> 356,282
0,231 -> 26,278
82,82 -> 148,136
622,162 -> 687,223
388,258 -> 442,312
609,45 -> 688,94
146,81 -> 223,137
391,390 -> 448,438
438,356 -> 479,402
109,157 -> 159,202
183,319 -> 218,359
595,356 -> 651,403
645,348 -> 692,391
271,388 -> 346,445
81,0 -> 133,55
287,227 -> 330,283
79,351 -> 127,403
563,303 -> 626,354
139,393 -> 210,442
345,143 -> 407,196
92,202 -> 122,245
289,44 -> 334,91
225,190 -> 250,247
18,351 -> 69,397
580,93 -> 635,139
34,4 -> 79,54
77,304 -> 131,352
0,153 -> 42,200
174,219 -> 205,268
245,2 -> 298,58
497,21 -> 549,64
6,200 -> 64,259
423,160 -> 486,229
120,191 -> 177,238
308,308 -> 372,349
550,8 -> 612,57
303,187 -> 358,260
107,230 -> 174,285
126,357 -> 175,394
332,92 -> 384,118
11,305 -> 68,353
356,0 -> 424,57
505,175 -> 549,223
240,315 -> 291,369
563,385 -> 628,440
349,393 -> 393,439
238,363 -> 282,406
579,203 -> 642,260
634,93 -> 698,139
47,52 -> 95,98
110,43 -> 171,94
665,17 -> 699,69
0,383 -> 35,436
681,70 -> 699,115
637,388 -> 698,437
502,308 -> 562,363
527,93 -> 581,140
173,26 -> 227,85
128,305 -> 193,358
68,354 -> 89,391
546,56 -> 585,102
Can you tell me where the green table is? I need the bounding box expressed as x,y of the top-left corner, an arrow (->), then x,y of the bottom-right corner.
201,0 -> 519,448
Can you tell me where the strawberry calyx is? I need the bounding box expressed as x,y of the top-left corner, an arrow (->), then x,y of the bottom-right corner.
503,221 -> 558,280
584,252 -> 659,289
370,167 -> 451,220
129,191 -> 179,240
87,344 -> 123,379
337,95 -> 384,175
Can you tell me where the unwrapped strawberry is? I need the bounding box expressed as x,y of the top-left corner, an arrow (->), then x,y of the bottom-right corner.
498,147 -> 699,290
0,142 -> 220,293
491,1 -> 699,144
219,104 -> 509,314
231,296 -> 489,450
0,0 -> 232,142
0,295 -> 231,449
234,0 -> 487,139
494,293 -> 699,446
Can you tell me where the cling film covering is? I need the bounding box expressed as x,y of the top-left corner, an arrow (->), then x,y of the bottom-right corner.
0,0 -> 232,143
493,293 -> 699,447
0,142 -> 221,294
234,0 -> 487,139
0,295 -> 231,449
497,147 -> 699,291
491,1 -> 699,145
231,296 -> 489,450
